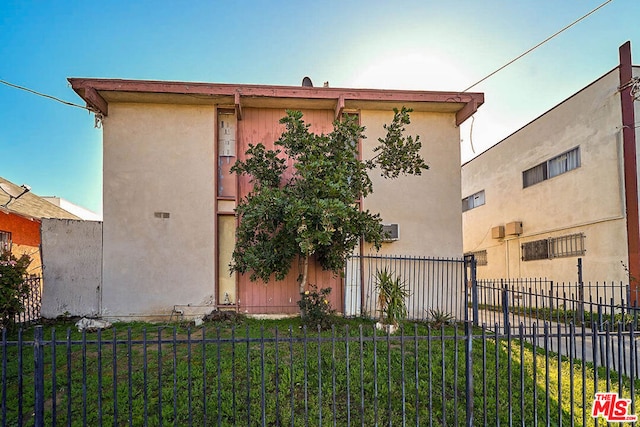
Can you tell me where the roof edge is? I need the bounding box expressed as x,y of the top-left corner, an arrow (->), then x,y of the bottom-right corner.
67,77 -> 483,123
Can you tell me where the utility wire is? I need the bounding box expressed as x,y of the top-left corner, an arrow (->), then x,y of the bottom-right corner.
461,0 -> 614,93
0,79 -> 89,111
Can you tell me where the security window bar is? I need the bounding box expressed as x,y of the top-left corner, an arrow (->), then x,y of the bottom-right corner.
0,230 -> 11,252
464,250 -> 487,266
522,233 -> 586,261
522,239 -> 549,261
549,233 -> 585,258
462,190 -> 485,212
523,147 -> 580,188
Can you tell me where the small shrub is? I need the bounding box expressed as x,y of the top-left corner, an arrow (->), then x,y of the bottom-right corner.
427,308 -> 455,328
375,268 -> 410,326
298,284 -> 335,330
0,250 -> 31,329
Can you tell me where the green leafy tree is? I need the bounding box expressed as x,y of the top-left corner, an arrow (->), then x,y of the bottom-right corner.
0,250 -> 31,329
231,107 -> 428,295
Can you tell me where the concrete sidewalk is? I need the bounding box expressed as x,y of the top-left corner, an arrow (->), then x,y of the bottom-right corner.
473,309 -> 640,378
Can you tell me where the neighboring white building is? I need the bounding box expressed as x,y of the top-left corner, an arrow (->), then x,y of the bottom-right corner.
462,42 -> 640,294
43,197 -> 102,221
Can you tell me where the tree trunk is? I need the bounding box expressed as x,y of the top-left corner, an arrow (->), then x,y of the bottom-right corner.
299,252 -> 309,294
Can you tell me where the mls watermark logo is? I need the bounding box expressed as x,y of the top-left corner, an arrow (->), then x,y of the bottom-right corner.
591,392 -> 637,422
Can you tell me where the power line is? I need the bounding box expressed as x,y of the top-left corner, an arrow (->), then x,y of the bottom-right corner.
461,0 -> 614,93
0,79 -> 89,111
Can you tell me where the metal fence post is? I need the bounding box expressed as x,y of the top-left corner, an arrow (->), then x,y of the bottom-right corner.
502,288 -> 510,335
470,256 -> 479,327
33,326 -> 44,426
465,321 -> 474,426
577,258 -> 584,325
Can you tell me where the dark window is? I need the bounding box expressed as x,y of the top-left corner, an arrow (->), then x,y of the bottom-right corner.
0,230 -> 11,251
522,233 -> 586,261
523,147 -> 580,188
522,239 -> 549,261
523,163 -> 547,188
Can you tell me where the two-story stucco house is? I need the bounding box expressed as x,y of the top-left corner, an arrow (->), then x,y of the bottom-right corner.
462,42 -> 639,300
69,77 -> 483,319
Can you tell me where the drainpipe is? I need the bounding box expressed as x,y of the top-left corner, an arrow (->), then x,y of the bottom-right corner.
619,41 -> 640,305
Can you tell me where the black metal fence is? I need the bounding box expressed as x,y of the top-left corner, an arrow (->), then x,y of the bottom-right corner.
471,278 -> 637,333
344,255 -> 468,322
15,275 -> 41,325
3,321 -> 640,426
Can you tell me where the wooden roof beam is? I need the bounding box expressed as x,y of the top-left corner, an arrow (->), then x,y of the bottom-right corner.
235,91 -> 243,120
334,95 -> 345,120
84,87 -> 108,116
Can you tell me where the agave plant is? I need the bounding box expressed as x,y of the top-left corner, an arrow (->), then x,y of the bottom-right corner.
375,268 -> 410,326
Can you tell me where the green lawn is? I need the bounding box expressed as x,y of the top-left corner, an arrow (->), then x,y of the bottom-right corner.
2,316 -> 637,426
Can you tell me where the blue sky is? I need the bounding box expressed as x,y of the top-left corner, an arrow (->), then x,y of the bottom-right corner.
1,0 -> 639,215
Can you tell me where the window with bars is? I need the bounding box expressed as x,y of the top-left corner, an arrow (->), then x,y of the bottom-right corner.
465,250 -> 487,266
549,233 -> 586,258
0,230 -> 11,252
523,147 -> 580,188
522,239 -> 549,261
522,233 -> 586,261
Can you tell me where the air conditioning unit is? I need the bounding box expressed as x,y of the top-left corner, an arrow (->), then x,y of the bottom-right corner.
491,225 -> 505,239
506,221 -> 523,235
382,224 -> 399,242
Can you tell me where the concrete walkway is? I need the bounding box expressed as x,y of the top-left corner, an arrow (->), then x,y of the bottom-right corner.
474,309 -> 640,378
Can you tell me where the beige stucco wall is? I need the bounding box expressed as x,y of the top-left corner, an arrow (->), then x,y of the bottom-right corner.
41,219 -> 102,318
462,69 -> 629,284
102,103 -> 216,318
362,110 -> 462,257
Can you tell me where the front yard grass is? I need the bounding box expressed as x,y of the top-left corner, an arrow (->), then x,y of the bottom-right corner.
2,316 -> 637,426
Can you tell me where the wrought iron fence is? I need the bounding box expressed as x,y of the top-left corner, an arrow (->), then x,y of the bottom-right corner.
344,255 -> 468,322
2,322 -> 640,426
15,275 -> 41,325
471,278 -> 637,334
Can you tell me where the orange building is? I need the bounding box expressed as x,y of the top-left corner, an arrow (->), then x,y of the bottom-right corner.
0,177 -> 80,275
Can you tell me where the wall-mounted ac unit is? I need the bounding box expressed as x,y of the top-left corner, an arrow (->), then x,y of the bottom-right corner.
382,224 -> 399,242
506,221 -> 523,235
491,225 -> 505,239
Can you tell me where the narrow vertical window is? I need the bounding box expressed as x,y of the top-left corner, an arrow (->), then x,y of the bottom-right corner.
0,230 -> 11,251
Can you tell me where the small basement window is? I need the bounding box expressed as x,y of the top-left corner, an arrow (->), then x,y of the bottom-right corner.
522,233 -> 586,261
522,239 -> 549,261
549,233 -> 586,258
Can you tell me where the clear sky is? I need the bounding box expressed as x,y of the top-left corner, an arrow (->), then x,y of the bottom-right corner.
1,0 -> 639,216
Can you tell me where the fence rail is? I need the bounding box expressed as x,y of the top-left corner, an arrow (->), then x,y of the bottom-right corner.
3,321 -> 640,426
472,278 -> 638,334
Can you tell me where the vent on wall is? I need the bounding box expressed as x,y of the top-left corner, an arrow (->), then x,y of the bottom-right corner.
506,221 -> 523,235
491,226 -> 505,239
382,224 -> 399,242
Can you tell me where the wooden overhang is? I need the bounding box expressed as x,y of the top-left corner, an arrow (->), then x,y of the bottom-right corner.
68,78 -> 484,126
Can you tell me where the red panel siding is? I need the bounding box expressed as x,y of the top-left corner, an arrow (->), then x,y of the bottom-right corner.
236,108 -> 343,314
0,211 -> 40,247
